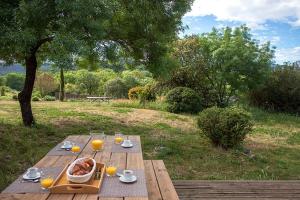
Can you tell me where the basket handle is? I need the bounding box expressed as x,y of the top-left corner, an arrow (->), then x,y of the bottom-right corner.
67,185 -> 84,191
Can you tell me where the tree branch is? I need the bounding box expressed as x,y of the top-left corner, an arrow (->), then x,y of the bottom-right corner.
31,36 -> 54,54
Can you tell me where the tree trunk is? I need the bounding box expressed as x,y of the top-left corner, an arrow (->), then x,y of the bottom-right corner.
59,67 -> 65,101
18,53 -> 38,126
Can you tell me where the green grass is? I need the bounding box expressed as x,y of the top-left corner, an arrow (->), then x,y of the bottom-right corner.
0,100 -> 300,191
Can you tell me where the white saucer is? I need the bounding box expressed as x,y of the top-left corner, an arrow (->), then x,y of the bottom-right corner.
121,143 -> 133,148
119,175 -> 137,183
61,144 -> 73,150
22,172 -> 41,180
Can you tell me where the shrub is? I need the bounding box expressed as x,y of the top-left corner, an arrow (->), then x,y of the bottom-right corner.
32,96 -> 40,101
43,95 -> 56,101
12,94 -> 18,100
128,86 -> 144,100
104,78 -> 128,98
0,76 -> 6,86
76,70 -> 100,95
35,72 -> 58,97
139,83 -> 157,105
248,66 -> 300,114
198,106 -> 253,149
123,76 -> 140,91
165,87 -> 202,113
32,90 -> 42,98
0,87 -> 5,96
5,73 -> 25,91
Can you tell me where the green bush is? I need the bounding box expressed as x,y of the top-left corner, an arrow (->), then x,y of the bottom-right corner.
139,83 -> 157,105
12,94 -> 18,100
198,106 -> 253,149
248,66 -> 300,114
5,73 -> 25,91
43,95 -> 56,101
104,78 -> 128,98
128,86 -> 144,100
0,76 -> 6,86
165,87 -> 201,114
0,87 -> 5,96
32,90 -> 42,98
32,96 -> 40,101
123,76 -> 140,91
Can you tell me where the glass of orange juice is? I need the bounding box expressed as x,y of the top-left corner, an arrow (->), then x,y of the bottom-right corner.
40,175 -> 54,190
71,144 -> 81,154
114,132 -> 124,144
106,161 -> 117,177
90,130 -> 105,152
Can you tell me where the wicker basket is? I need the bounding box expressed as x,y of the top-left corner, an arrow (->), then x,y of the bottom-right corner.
66,157 -> 96,183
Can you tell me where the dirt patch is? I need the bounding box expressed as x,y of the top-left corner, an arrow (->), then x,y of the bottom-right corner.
51,117 -> 90,128
71,106 -> 197,132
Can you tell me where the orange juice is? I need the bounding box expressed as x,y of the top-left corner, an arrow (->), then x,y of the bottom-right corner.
41,177 -> 53,189
91,139 -> 103,151
114,137 -> 123,144
106,166 -> 117,176
71,145 -> 80,153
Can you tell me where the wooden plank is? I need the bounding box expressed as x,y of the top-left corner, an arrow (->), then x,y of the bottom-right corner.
144,160 -> 162,200
47,194 -> 74,200
110,152 -> 127,169
94,151 -> 111,164
103,135 -> 114,152
173,180 -> 300,200
152,160 -> 179,200
73,194 -> 99,200
34,155 -> 60,168
125,198 -> 148,200
127,153 -> 144,169
0,194 -> 49,200
73,137 -> 112,200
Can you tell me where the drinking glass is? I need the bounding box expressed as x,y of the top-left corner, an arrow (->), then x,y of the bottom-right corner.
90,130 -> 105,152
71,143 -> 81,154
106,161 -> 117,177
114,132 -> 124,144
40,173 -> 54,190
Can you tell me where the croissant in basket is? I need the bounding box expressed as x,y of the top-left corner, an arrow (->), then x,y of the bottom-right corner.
72,159 -> 94,176
67,157 -> 96,183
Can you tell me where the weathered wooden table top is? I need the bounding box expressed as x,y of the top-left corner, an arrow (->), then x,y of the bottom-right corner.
1,135 -> 148,200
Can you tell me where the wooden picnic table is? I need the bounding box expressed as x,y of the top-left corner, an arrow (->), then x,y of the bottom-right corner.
0,135 -> 180,200
87,96 -> 111,103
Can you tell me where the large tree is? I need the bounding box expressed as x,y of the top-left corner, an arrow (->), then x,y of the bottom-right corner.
172,26 -> 274,107
0,0 -> 192,126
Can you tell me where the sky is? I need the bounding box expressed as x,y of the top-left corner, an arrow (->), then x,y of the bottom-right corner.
181,0 -> 300,64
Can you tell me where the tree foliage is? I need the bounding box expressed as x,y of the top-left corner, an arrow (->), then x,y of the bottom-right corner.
5,73 -> 25,91
172,26 -> 274,107
249,64 -> 300,114
0,0 -> 192,126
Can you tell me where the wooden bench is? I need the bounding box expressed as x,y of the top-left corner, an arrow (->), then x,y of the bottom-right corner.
144,160 -> 180,200
86,96 -> 111,103
173,180 -> 300,200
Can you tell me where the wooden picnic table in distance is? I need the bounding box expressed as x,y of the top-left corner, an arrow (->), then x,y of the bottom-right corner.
86,96 -> 111,103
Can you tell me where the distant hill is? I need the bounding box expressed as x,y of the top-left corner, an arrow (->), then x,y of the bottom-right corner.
0,64 -> 25,75
0,63 -> 52,75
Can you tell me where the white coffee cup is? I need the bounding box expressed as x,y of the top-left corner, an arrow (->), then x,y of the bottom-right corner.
27,167 -> 39,178
123,170 -> 134,180
63,141 -> 72,147
122,139 -> 132,146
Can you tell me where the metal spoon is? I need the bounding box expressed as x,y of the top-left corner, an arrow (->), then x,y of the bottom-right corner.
21,179 -> 39,183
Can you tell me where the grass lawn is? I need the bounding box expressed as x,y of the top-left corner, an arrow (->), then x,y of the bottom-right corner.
0,99 -> 300,191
